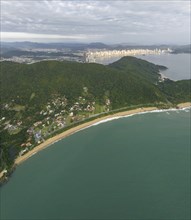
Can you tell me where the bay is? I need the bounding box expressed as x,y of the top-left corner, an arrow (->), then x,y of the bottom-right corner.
95,53 -> 191,81
1,109 -> 190,219
136,53 -> 191,81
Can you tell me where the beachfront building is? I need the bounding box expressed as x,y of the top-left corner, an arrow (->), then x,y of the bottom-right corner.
85,48 -> 172,63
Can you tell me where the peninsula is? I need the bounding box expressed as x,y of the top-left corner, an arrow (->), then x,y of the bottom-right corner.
0,56 -> 190,181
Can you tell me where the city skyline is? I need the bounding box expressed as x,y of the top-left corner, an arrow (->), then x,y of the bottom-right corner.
1,0 -> 190,45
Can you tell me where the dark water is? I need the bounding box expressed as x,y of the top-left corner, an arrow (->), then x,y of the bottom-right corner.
1,109 -> 190,219
96,53 -> 191,81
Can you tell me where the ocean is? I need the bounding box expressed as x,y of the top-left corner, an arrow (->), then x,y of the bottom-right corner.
1,108 -> 190,219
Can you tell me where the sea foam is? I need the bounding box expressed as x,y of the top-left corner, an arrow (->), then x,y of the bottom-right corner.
89,107 -> 190,128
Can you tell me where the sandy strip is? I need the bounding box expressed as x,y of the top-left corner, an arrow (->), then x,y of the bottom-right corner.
177,102 -> 191,108
14,103 -> 191,166
14,107 -> 156,165
0,170 -> 6,179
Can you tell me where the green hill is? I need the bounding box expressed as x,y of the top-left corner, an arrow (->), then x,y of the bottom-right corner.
0,56 -> 190,172
109,56 -> 166,83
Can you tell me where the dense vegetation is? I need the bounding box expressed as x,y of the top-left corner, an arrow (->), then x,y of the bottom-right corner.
0,56 -> 190,173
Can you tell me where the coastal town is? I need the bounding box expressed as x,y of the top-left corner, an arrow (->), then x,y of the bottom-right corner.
85,48 -> 172,62
0,87 -> 111,158
1,47 -> 172,64
1,45 -> 190,182
0,49 -> 85,64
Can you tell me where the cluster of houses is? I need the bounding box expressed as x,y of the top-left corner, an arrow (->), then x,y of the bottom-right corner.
1,118 -> 22,134
1,90 -> 111,157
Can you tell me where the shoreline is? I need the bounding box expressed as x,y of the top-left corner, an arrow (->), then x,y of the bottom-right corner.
14,102 -> 191,166
0,102 -> 190,180
14,106 -> 157,165
177,102 -> 191,108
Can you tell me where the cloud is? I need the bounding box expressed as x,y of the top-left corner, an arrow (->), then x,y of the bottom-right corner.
1,32 -> 104,44
1,0 -> 190,44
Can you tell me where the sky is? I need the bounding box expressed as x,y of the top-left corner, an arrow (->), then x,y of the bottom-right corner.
1,0 -> 190,45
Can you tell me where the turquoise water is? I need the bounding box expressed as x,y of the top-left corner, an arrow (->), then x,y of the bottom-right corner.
1,109 -> 190,219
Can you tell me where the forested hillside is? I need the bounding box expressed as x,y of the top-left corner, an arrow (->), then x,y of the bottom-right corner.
0,56 -> 190,172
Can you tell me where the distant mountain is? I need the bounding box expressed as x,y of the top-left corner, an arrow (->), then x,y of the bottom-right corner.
1,41 -> 109,51
0,56 -> 190,172
171,44 -> 191,54
87,42 -> 109,49
1,41 -> 178,51
2,41 -> 190,56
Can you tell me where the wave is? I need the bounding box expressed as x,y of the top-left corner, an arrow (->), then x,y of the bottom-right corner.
89,107 -> 191,128
28,152 -> 37,159
92,116 -> 121,126
51,107 -> 191,137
